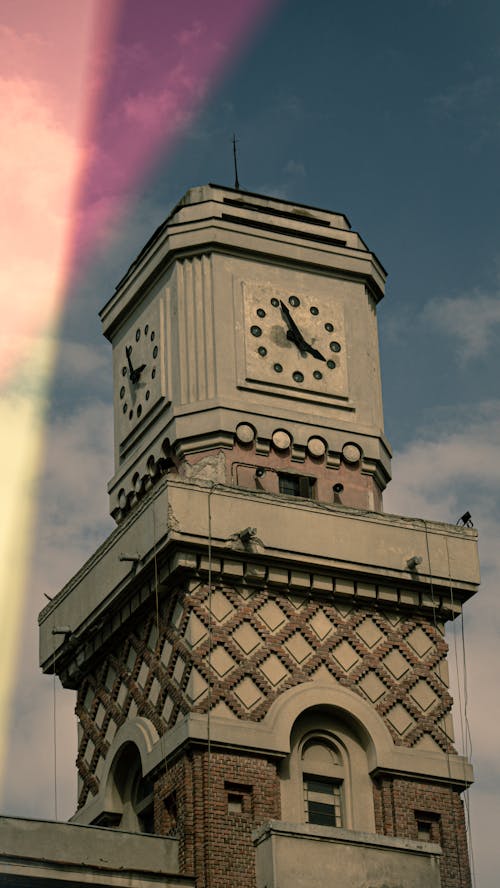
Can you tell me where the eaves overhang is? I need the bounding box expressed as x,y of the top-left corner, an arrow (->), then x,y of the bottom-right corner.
100,187 -> 386,340
39,479 -> 479,686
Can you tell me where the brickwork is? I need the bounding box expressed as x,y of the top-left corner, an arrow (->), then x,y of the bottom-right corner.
373,776 -> 471,888
76,580 -> 455,804
225,438 -> 383,512
74,578 -> 468,886
154,750 -> 280,888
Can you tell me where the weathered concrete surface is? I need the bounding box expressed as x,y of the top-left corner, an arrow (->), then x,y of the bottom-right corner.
39,479 -> 479,672
254,821 -> 442,888
0,815 -> 192,887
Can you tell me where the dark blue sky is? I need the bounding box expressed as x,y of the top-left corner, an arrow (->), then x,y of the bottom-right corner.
58,0 -> 500,453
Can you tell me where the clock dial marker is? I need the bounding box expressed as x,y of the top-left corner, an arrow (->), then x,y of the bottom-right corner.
119,319 -> 161,428
243,283 -> 346,398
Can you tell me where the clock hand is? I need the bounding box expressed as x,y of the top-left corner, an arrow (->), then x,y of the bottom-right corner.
303,342 -> 326,362
280,300 -> 325,360
126,345 -> 135,376
126,347 -> 146,384
132,363 -> 147,383
280,300 -> 305,346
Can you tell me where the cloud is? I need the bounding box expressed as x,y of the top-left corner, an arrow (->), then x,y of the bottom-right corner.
284,159 -> 306,177
421,290 -> 500,360
57,339 -> 110,387
37,401 -> 114,571
429,75 -> 494,116
384,402 -> 500,884
2,399 -> 114,819
176,20 -> 207,47
0,74 -> 85,382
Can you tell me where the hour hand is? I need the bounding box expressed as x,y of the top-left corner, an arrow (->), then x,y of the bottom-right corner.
280,300 -> 309,351
130,363 -> 146,384
126,346 -> 146,384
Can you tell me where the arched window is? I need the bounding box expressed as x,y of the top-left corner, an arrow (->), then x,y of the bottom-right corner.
95,742 -> 155,833
301,734 -> 346,827
280,707 -> 375,833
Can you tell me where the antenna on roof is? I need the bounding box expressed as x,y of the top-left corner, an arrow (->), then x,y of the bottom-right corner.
232,133 -> 240,190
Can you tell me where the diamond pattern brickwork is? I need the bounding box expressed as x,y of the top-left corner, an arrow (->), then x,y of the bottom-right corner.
75,581 -> 454,809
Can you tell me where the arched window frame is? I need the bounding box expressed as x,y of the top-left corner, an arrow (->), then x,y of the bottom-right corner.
300,730 -> 349,828
94,741 -> 155,834
280,707 -> 375,833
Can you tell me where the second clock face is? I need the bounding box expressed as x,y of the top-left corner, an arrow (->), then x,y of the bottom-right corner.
243,284 -> 348,399
116,302 -> 165,446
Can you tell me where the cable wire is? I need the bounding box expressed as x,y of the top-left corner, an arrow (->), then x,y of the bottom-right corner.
151,495 -> 167,771
423,521 -> 464,886
51,618 -> 58,821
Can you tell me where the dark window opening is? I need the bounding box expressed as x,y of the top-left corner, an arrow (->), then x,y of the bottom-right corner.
163,792 -> 178,835
138,803 -> 155,835
225,781 -> 252,816
279,473 -> 315,499
92,812 -> 122,829
415,810 -> 440,843
304,776 -> 343,827
227,793 -> 244,814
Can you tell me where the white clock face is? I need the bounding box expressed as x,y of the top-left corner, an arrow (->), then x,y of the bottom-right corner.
116,304 -> 165,443
243,284 -> 348,400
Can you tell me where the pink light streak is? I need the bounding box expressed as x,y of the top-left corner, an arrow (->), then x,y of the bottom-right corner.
1,0 -> 281,385
0,0 -> 280,801
69,0 -> 281,263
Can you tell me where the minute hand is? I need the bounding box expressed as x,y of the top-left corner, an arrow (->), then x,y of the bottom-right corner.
279,300 -> 326,362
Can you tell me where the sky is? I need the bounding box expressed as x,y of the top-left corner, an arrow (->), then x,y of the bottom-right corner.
1,0 -> 499,884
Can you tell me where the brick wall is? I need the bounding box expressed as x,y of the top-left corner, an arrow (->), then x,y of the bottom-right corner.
155,750 -> 280,888
373,776 -> 471,888
74,578 -> 468,886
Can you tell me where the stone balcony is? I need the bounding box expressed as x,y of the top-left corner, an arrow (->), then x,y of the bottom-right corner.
253,821 -> 442,888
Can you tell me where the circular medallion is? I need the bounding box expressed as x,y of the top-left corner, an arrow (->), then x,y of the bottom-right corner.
342,442 -> 362,464
236,423 -> 256,444
272,429 -> 292,450
307,437 -> 326,458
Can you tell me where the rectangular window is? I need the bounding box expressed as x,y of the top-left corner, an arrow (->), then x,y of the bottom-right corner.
414,810 -> 440,843
304,777 -> 342,827
279,473 -> 315,499
416,820 -> 432,841
227,793 -> 244,814
225,781 -> 252,816
163,792 -> 178,835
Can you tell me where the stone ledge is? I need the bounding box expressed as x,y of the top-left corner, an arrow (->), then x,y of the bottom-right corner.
253,820 -> 442,888
0,816 -> 190,887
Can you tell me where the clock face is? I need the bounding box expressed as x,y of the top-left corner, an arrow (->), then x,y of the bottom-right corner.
242,284 -> 348,400
116,305 -> 165,444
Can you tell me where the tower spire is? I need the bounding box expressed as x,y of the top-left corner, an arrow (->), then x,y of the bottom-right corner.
232,133 -> 240,190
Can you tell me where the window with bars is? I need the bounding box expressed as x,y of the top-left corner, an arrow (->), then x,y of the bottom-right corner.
278,473 -> 315,498
415,810 -> 440,843
304,776 -> 343,827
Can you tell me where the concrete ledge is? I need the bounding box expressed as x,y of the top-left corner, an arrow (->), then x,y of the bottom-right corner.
39,479 -> 479,670
0,816 -> 191,887
253,821 -> 442,888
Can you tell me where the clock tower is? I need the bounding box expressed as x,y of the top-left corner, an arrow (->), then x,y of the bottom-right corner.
39,185 -> 477,888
